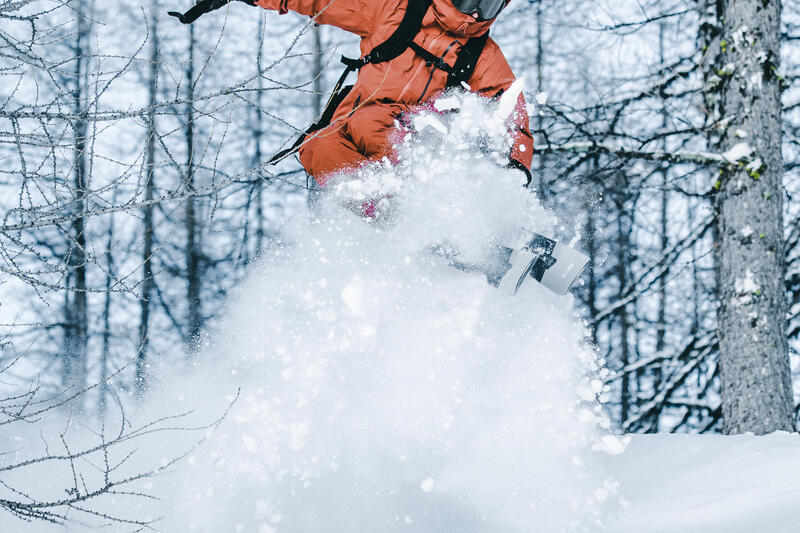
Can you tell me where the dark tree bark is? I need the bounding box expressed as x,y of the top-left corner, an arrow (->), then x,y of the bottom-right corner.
583,158 -> 600,348
63,1 -> 91,393
614,179 -> 632,427
704,0 -> 795,434
99,210 -> 114,417
533,0 -> 549,201
306,23 -> 325,211
255,15 -> 266,256
654,22 -> 669,413
137,0 -> 159,396
185,24 -> 202,354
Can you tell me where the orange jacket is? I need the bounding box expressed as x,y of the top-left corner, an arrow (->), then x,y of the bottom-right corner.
255,0 -> 534,172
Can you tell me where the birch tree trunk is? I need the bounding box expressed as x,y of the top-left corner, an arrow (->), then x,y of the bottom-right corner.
705,0 -> 795,434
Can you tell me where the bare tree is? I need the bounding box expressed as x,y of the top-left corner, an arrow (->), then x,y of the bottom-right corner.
0,360 -> 233,526
62,0 -> 93,396
137,0 -> 161,397
184,23 -> 203,355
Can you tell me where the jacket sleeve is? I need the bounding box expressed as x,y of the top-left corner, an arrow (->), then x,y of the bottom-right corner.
255,0 -> 379,37
506,95 -> 534,179
466,38 -> 534,179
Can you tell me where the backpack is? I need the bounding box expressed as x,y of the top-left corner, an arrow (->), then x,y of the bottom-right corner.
267,0 -> 489,164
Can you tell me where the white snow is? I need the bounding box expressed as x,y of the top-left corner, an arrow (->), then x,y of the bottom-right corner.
433,95 -> 461,112
412,113 -> 448,135
746,157 -> 763,172
595,434 -> 631,456
495,78 -> 525,123
605,433 -> 800,533
722,143 -> 753,163
735,269 -> 760,294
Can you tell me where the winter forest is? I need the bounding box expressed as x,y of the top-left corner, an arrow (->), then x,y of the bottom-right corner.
1,0 -> 800,530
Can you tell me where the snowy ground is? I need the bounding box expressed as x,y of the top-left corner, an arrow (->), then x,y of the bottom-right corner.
605,432 -> 800,533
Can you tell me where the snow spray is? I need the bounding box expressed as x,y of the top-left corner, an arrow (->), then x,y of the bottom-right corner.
17,88 -> 618,532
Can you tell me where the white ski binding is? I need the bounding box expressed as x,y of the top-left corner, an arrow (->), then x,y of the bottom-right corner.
431,233 -> 589,296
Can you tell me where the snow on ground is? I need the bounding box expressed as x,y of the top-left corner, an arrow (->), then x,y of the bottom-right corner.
605,432 -> 800,533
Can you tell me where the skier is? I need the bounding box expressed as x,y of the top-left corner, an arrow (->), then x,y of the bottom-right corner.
169,0 -> 534,187
170,0 -> 588,296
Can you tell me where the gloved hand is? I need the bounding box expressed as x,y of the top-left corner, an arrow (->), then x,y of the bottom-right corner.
507,158 -> 532,187
169,0 -> 256,24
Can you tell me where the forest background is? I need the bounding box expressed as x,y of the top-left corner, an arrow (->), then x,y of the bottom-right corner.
1,0 -> 800,523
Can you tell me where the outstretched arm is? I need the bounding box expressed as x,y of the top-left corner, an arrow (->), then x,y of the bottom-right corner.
255,0 -> 380,37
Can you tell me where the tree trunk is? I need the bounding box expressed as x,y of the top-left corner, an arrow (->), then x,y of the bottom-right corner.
705,0 -> 795,434
654,22 -> 669,415
63,1 -> 90,393
255,15 -> 266,257
583,158 -> 599,348
615,188 -> 631,428
307,23 -> 325,210
185,24 -> 202,354
312,24 -> 324,118
99,213 -> 114,417
533,1 -> 548,200
137,0 -> 159,396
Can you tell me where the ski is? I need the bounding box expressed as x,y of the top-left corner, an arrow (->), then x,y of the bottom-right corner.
431,233 -> 589,296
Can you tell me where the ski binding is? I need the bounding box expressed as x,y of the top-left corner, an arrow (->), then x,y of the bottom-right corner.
432,233 -> 589,296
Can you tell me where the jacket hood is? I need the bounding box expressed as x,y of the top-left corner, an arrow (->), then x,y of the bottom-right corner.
430,0 -> 506,37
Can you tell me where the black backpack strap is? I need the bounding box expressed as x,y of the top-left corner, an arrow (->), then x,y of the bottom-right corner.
408,41 -> 453,73
266,57 -> 358,165
361,0 -> 432,64
446,32 -> 489,89
268,0 -> 432,166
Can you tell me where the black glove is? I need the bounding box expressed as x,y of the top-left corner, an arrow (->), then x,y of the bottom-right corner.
169,0 -> 256,24
507,158 -> 532,187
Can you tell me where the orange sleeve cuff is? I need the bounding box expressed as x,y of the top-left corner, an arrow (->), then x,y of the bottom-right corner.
509,93 -> 533,171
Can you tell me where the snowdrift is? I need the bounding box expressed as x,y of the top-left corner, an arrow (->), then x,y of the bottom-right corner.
605,432 -> 800,533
